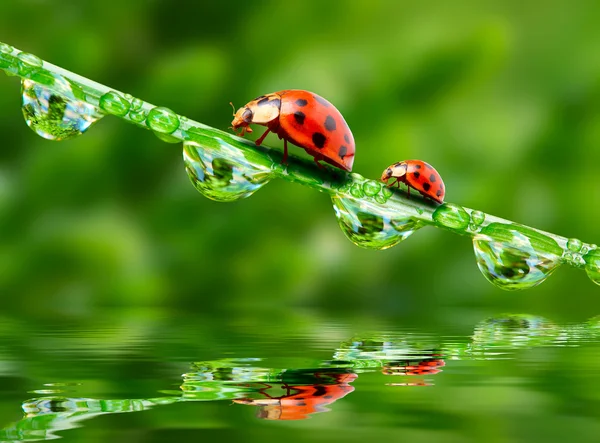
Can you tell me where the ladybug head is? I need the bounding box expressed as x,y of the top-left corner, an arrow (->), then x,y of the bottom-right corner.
230,103 -> 254,136
380,167 -> 394,183
381,162 -> 408,183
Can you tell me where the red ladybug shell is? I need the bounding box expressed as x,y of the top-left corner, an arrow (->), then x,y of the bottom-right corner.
381,160 -> 445,203
382,358 -> 446,376
233,373 -> 357,420
231,90 -> 355,171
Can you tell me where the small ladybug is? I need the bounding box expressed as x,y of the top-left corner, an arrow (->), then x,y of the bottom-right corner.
231,90 -> 355,171
381,160 -> 445,204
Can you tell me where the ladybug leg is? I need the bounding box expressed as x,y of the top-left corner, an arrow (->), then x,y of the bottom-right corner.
255,128 -> 271,146
282,139 -> 289,164
407,186 -> 411,199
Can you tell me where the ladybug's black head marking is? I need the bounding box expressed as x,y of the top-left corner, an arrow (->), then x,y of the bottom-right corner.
242,108 -> 253,123
380,167 -> 393,183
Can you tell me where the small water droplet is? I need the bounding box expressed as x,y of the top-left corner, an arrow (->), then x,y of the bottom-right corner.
129,110 -> 147,123
584,249 -> 600,286
17,52 -> 42,75
146,106 -> 180,134
473,223 -> 562,291
362,180 -> 381,197
21,74 -> 103,141
470,210 -> 485,226
567,238 -> 583,253
332,195 -> 423,250
432,203 -> 470,231
350,183 -> 364,198
99,91 -> 131,116
130,97 -> 144,111
183,134 -> 274,202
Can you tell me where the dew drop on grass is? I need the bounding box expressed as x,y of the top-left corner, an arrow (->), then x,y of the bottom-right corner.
332,195 -> 424,250
146,106 -> 180,134
432,203 -> 470,231
21,74 -> 103,141
183,133 -> 275,202
99,91 -> 131,117
472,223 -> 562,291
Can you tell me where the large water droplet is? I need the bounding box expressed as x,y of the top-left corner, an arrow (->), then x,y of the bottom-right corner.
584,249 -> 600,286
332,195 -> 424,250
432,203 -> 470,231
473,223 -> 562,290
21,73 -> 103,140
183,132 -> 275,202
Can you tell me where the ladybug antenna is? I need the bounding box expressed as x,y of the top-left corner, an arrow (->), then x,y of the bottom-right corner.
229,102 -> 236,116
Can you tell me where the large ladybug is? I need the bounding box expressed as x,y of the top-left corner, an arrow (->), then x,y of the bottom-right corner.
231,90 -> 355,171
381,160 -> 445,204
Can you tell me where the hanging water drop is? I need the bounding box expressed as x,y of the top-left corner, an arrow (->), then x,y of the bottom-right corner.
472,223 -> 562,291
332,195 -> 424,250
183,131 -> 275,202
432,203 -> 470,231
21,74 -> 103,141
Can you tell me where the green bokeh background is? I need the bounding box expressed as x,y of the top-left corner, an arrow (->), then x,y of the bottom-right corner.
1,0 -> 600,441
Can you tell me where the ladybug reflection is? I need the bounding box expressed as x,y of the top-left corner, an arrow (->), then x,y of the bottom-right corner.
234,369 -> 357,420
382,356 -> 446,377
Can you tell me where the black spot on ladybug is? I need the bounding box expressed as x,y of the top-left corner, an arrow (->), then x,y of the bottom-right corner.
312,132 -> 326,149
313,95 -> 330,107
257,97 -> 270,105
415,164 -> 422,169
422,182 -> 431,191
324,115 -> 337,131
413,171 -> 420,179
242,108 -> 253,123
430,174 -> 436,182
339,145 -> 348,159
294,111 -> 306,125
344,134 -> 350,144
436,189 -> 443,197
270,98 -> 281,109
314,386 -> 327,396
295,98 -> 308,107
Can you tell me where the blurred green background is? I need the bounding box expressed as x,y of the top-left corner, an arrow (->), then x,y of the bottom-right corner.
1,0 -> 600,441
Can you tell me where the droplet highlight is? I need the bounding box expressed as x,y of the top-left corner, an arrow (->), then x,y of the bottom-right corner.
183,133 -> 274,202
21,74 -> 103,141
473,223 -> 562,291
432,203 -> 470,231
332,195 -> 423,250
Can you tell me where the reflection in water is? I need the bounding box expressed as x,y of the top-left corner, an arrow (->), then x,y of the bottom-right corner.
233,370 -> 356,420
3,313 -> 600,439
